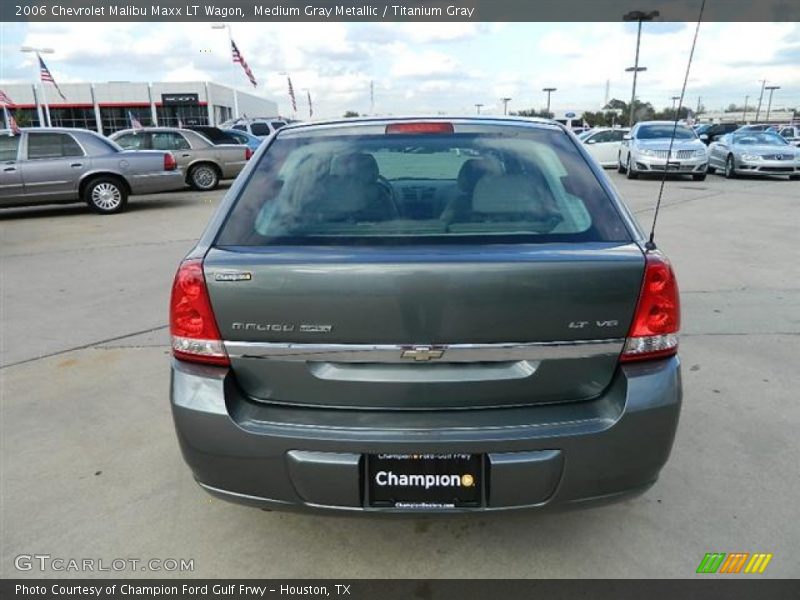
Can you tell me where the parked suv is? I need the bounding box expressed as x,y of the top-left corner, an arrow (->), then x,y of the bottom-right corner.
170,117 -> 682,513
223,117 -> 288,138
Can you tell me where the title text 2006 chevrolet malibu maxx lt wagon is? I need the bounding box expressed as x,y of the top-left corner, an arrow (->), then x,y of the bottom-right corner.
170,118 -> 682,513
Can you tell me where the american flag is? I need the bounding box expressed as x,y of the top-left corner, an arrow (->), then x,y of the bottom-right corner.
38,54 -> 67,100
231,40 -> 257,87
287,76 -> 297,113
128,111 -> 143,131
3,105 -> 21,135
0,89 -> 14,106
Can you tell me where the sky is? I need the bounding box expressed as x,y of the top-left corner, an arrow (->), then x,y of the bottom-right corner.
1,21 -> 798,119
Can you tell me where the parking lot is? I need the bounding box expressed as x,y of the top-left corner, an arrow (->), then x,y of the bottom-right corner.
1,171 -> 798,578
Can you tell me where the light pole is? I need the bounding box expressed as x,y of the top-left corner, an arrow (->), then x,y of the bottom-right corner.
20,46 -> 54,127
475,103 -> 483,115
754,79 -> 766,122
670,95 -> 681,117
500,97 -> 511,116
623,10 -> 659,127
211,24 -> 239,120
764,85 -> 780,123
742,95 -> 749,122
542,87 -> 556,118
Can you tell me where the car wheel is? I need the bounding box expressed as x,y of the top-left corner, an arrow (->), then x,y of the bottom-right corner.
725,155 -> 737,179
707,166 -> 716,174
692,173 -> 707,182
84,177 -> 128,214
189,163 -> 220,191
626,155 -> 638,179
790,175 -> 800,181
617,154 -> 626,174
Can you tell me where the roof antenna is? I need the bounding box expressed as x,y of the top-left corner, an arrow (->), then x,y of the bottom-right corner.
646,0 -> 706,252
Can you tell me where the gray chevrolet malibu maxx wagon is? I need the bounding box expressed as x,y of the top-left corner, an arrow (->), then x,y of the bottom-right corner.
170,117 -> 682,513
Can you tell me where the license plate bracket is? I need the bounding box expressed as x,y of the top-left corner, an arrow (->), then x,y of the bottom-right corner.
366,453 -> 484,509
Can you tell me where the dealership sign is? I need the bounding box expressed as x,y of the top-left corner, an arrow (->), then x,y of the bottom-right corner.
161,93 -> 199,105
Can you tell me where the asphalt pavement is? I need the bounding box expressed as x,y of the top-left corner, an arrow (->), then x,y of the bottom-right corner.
1,172 -> 798,578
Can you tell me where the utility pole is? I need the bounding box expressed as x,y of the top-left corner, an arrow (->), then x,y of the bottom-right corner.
742,95 -> 749,122
754,79 -> 766,122
764,85 -> 780,123
370,80 -> 374,115
542,87 -> 556,117
671,95 -> 681,117
695,96 -> 702,117
475,103 -> 483,115
500,97 -> 511,116
623,10 -> 659,127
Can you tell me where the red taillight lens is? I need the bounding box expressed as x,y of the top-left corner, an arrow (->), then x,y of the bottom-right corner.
169,259 -> 229,366
164,152 -> 177,171
620,253 -> 681,363
245,147 -> 253,160
385,122 -> 454,134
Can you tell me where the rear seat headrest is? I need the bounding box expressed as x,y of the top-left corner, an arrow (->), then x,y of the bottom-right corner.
457,157 -> 503,193
472,174 -> 552,214
330,152 -> 379,183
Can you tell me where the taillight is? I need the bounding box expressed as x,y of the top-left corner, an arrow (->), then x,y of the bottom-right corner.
164,152 -> 177,171
169,259 -> 229,366
620,252 -> 680,363
385,122 -> 454,134
245,147 -> 253,160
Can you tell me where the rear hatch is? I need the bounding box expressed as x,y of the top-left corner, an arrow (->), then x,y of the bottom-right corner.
203,119 -> 645,410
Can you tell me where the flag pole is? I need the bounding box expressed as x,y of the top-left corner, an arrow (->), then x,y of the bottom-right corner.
35,54 -> 52,127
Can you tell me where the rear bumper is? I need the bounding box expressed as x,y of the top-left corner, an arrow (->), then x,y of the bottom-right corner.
170,356 -> 682,513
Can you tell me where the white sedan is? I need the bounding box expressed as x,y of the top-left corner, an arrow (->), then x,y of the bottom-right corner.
579,127 -> 630,168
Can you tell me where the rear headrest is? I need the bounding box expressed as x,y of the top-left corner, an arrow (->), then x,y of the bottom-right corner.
330,152 -> 379,183
472,174 -> 552,214
457,158 -> 503,193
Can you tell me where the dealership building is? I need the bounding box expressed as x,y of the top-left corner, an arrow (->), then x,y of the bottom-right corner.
1,81 -> 278,133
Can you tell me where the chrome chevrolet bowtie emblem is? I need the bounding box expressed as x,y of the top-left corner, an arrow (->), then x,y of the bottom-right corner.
401,346 -> 445,361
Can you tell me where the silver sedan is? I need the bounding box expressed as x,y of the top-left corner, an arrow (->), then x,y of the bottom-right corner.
708,131 -> 800,179
0,127 -> 185,214
110,127 -> 252,191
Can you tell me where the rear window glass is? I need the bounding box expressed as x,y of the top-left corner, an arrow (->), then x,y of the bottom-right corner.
250,122 -> 271,136
215,127 -> 631,246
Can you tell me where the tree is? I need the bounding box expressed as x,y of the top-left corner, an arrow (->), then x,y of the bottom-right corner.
510,108 -> 552,118
343,111 -> 360,118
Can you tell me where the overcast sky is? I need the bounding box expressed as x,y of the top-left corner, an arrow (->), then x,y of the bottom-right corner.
1,21 -> 798,118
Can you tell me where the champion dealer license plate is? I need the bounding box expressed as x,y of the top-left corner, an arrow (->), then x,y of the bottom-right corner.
366,453 -> 483,508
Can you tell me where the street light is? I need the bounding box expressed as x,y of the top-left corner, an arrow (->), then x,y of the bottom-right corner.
475,103 -> 483,115
764,85 -> 780,123
20,46 -> 54,127
542,87 -> 557,117
623,9 -> 659,127
670,95 -> 681,117
754,79 -> 766,122
500,97 -> 511,116
211,24 -> 239,120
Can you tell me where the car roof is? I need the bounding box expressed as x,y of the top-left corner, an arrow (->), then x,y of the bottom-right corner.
278,115 -> 563,135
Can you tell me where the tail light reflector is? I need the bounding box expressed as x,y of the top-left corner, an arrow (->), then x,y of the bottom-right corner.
164,152 -> 177,171
620,253 -> 680,363
386,122 -> 454,134
245,147 -> 253,160
169,259 -> 229,366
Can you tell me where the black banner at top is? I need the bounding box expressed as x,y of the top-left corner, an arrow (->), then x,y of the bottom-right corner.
3,0 -> 800,22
